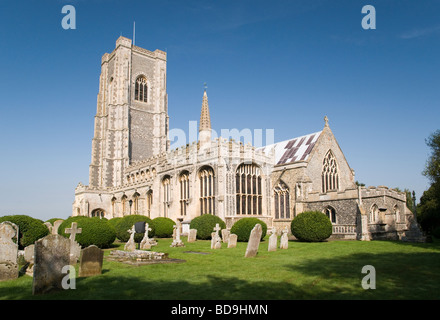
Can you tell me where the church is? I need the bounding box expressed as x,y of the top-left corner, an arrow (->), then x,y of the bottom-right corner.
72,36 -> 424,241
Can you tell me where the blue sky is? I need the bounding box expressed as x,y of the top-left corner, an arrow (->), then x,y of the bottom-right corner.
0,0 -> 439,221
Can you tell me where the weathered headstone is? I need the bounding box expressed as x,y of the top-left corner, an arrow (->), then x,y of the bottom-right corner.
125,226 -> 136,251
32,234 -> 71,295
170,221 -> 184,247
24,244 -> 35,276
244,224 -> 263,258
187,229 -> 197,243
221,229 -> 230,243
140,223 -> 152,250
280,227 -> 289,249
0,222 -> 19,281
53,220 -> 64,235
227,234 -> 238,248
44,222 -> 53,234
78,245 -> 104,277
65,222 -> 82,264
212,224 -> 222,249
268,227 -> 278,252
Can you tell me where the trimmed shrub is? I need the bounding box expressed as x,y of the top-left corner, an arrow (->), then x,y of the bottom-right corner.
0,215 -> 50,249
230,218 -> 267,242
58,216 -> 116,248
108,217 -> 123,230
291,211 -> 333,242
114,215 -> 155,242
152,217 -> 175,238
190,214 -> 226,240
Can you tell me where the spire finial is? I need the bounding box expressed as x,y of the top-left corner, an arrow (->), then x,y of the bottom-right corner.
324,115 -> 329,127
204,82 -> 208,92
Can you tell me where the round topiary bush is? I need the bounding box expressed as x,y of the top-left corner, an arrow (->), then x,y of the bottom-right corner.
114,215 -> 155,243
230,218 -> 267,242
291,211 -> 333,242
0,215 -> 50,249
152,217 -> 175,238
58,216 -> 116,248
190,214 -> 226,240
108,217 -> 123,230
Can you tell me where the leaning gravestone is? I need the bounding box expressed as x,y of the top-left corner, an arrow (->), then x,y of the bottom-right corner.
78,245 -> 104,277
32,234 -> 71,295
0,222 -> 19,281
24,244 -> 35,276
125,226 -> 136,251
227,234 -> 238,248
268,227 -> 278,252
244,224 -> 263,258
52,220 -> 64,235
280,227 -> 289,249
187,229 -> 197,243
221,229 -> 230,243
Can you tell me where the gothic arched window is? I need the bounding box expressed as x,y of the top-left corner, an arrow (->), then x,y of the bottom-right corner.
324,206 -> 337,224
370,204 -> 379,223
162,176 -> 171,217
274,181 -> 290,219
132,192 -> 140,215
180,171 -> 190,216
146,190 -> 153,217
135,75 -> 148,102
199,167 -> 215,215
322,150 -> 339,193
236,163 -> 262,215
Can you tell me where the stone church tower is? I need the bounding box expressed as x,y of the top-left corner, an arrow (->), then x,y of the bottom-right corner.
89,36 -> 169,189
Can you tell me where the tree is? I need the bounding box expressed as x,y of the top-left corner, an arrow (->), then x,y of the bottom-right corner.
423,130 -> 440,185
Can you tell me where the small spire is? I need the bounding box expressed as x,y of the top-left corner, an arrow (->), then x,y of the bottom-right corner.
199,87 -> 211,132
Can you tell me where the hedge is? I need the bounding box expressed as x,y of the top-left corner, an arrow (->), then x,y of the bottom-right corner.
0,215 -> 50,249
291,211 -> 333,242
58,216 -> 116,248
152,217 -> 175,238
189,214 -> 226,240
230,218 -> 267,242
114,215 -> 155,242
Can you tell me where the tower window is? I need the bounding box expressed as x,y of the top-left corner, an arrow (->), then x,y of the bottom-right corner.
322,150 -> 339,193
135,76 -> 148,102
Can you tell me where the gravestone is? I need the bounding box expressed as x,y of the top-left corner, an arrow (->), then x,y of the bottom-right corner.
280,227 -> 289,249
44,222 -> 53,234
221,229 -> 230,243
140,223 -> 152,250
244,224 -> 263,258
65,222 -> 82,264
32,234 -> 71,295
53,220 -> 64,235
125,226 -> 136,251
170,221 -> 184,247
0,222 -> 19,281
268,227 -> 278,252
227,234 -> 238,248
24,244 -> 35,276
187,229 -> 197,243
212,224 -> 222,249
78,245 -> 104,277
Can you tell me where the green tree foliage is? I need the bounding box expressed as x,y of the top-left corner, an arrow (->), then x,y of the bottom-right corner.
423,130 -> 440,184
0,215 -> 50,249
230,218 -> 267,242
189,214 -> 226,240
291,211 -> 333,242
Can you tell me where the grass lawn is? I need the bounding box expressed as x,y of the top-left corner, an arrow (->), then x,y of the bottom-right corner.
1,237 -> 439,300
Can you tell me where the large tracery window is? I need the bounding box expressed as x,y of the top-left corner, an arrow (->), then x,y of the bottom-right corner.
274,181 -> 290,219
180,171 -> 190,216
236,163 -> 262,215
322,150 -> 339,193
162,176 -> 171,217
199,167 -> 215,215
135,76 -> 148,102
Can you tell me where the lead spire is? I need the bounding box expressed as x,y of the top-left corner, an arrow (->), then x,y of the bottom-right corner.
199,84 -> 211,132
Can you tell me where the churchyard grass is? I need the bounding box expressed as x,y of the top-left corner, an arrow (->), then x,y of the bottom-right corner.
0,238 -> 439,300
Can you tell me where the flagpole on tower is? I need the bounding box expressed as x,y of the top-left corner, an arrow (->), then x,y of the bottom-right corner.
133,21 -> 136,46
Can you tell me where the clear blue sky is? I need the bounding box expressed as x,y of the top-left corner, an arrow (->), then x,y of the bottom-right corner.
0,0 -> 439,221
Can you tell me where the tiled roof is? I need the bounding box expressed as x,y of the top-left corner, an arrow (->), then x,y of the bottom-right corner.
259,131 -> 322,165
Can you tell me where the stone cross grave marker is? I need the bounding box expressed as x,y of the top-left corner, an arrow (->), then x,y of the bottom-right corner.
65,222 -> 82,264
32,234 -> 71,295
244,224 -> 263,258
187,229 -> 197,243
280,227 -> 289,249
268,227 -> 278,252
140,223 -> 152,250
78,245 -> 104,277
212,224 -> 222,249
0,222 -> 19,281
171,220 -> 184,247
125,226 -> 136,251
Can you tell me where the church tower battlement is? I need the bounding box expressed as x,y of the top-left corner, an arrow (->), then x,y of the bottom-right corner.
89,36 -> 169,189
